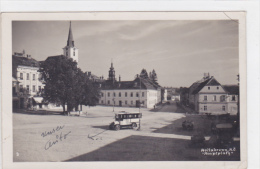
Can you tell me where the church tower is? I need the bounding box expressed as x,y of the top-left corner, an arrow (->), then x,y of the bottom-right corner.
108,61 -> 116,83
63,21 -> 79,63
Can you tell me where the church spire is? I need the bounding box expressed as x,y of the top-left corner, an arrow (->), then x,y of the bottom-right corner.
67,21 -> 74,47
108,60 -> 116,82
63,21 -> 78,63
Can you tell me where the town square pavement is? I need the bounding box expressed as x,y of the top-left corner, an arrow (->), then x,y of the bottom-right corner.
13,103 -> 240,162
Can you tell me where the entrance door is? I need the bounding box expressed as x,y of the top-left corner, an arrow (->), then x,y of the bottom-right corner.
119,101 -> 122,107
136,100 -> 140,107
20,98 -> 24,109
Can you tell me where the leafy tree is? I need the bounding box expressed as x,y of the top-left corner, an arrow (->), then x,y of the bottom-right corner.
39,55 -> 100,113
39,55 -> 78,112
73,70 -> 100,111
140,69 -> 149,79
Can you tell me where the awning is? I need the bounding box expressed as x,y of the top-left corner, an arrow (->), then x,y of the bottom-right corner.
33,97 -> 43,104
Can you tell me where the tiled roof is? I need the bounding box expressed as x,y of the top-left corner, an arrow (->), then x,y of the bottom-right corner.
97,77 -> 160,90
189,77 -> 212,95
223,85 -> 239,95
12,55 -> 40,68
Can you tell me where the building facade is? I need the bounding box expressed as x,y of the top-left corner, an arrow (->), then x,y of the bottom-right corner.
97,63 -> 162,109
12,52 -> 45,109
188,73 -> 238,115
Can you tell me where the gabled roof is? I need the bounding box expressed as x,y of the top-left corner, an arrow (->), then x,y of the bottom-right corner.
189,76 -> 221,95
97,77 -> 160,90
223,85 -> 239,95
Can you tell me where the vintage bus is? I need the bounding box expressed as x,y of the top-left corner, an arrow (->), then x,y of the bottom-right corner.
109,111 -> 142,131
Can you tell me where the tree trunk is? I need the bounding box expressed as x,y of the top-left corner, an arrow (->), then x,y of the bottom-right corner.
62,104 -> 66,115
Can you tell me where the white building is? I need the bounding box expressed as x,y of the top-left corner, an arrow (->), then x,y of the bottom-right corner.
97,63 -> 162,109
12,51 -> 45,108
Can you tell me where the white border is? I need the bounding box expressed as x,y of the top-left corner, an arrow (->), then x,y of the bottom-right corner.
1,1 -> 259,169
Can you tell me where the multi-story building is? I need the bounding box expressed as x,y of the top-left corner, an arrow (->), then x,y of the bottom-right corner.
12,51 -> 45,109
188,73 -> 238,115
13,52 -> 45,96
96,63 -> 162,109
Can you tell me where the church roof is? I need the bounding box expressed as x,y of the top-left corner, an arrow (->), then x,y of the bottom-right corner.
66,21 -> 74,47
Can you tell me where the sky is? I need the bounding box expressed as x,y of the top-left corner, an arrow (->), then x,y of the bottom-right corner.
12,20 -> 239,87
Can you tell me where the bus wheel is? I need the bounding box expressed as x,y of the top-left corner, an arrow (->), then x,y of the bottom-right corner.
115,124 -> 120,131
132,123 -> 138,130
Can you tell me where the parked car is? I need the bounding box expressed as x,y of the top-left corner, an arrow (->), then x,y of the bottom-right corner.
109,111 -> 142,131
182,120 -> 194,130
215,123 -> 234,147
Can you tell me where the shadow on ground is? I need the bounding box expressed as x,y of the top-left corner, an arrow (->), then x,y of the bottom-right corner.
152,115 -> 239,137
64,135 -> 240,161
13,109 -> 64,116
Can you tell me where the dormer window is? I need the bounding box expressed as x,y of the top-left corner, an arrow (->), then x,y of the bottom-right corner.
208,87 -> 210,90
217,87 -> 219,90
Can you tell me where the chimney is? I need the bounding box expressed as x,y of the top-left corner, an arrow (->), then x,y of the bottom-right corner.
203,73 -> 210,79
119,75 -> 121,82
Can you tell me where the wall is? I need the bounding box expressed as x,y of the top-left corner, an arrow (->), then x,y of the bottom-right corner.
99,89 -> 159,108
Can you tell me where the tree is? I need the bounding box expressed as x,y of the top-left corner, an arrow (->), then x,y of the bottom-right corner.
140,69 -> 149,79
39,55 -> 100,113
73,70 -> 100,110
39,55 -> 78,112
150,69 -> 158,84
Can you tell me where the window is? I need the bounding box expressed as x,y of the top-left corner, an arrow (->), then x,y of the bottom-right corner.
27,73 -> 30,80
125,101 -> 127,105
26,85 -> 29,91
125,92 -> 127,97
213,95 -> 217,101
204,96 -> 207,101
220,95 -> 226,102
113,92 -> 116,97
232,95 -> 236,101
142,92 -> 145,97
20,85 -> 23,92
119,92 -> 121,97
101,100 -> 104,104
73,51 -> 75,56
108,92 -> 110,97
208,87 -> 210,90
130,92 -> 133,97
222,106 -> 226,111
204,106 -> 207,111
38,86 -> 41,92
33,74 -> 36,81
217,87 -> 219,90
131,101 -> 133,105
20,73 -> 23,80
101,92 -> 104,97
33,85 -> 36,92
108,100 -> 110,104
136,92 -> 139,97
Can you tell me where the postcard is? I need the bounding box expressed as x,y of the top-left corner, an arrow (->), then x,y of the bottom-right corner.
2,12 -> 247,169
